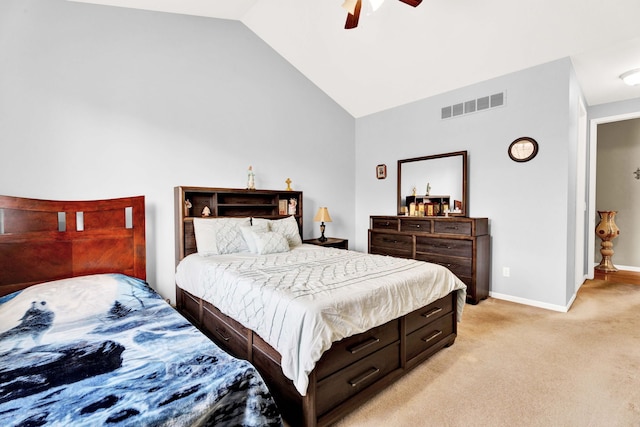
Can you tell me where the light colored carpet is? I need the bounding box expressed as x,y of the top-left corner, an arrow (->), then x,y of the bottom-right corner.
332,280 -> 640,427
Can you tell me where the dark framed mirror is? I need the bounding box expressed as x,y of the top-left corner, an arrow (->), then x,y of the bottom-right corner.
397,150 -> 468,217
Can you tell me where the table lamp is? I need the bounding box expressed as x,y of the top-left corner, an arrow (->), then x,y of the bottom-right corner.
314,207 -> 332,242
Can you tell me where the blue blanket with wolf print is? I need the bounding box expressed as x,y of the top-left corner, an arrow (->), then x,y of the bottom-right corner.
0,274 -> 282,427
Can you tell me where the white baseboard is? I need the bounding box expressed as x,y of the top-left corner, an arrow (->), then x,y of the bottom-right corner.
491,265 -> 640,312
488,292 -> 571,313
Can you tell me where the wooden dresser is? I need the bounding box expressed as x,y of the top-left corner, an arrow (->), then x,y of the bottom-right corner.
369,216 -> 490,304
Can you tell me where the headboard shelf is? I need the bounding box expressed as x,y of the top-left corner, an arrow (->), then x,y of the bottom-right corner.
175,186 -> 303,263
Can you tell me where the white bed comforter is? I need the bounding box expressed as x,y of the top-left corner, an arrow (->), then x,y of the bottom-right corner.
175,244 -> 466,396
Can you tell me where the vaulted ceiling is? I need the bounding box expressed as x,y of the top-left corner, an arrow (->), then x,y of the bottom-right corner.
70,0 -> 640,118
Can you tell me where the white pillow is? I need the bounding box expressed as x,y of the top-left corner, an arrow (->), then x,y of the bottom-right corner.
240,222 -> 270,253
253,231 -> 290,255
192,218 -> 218,256
251,217 -> 271,229
270,216 -> 302,248
193,217 -> 250,256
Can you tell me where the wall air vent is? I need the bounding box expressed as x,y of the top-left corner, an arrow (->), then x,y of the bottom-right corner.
441,91 -> 506,119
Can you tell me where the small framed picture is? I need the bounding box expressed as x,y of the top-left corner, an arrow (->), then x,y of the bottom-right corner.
376,164 -> 387,179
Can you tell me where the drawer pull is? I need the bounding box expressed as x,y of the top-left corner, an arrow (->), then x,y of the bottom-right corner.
384,221 -> 390,226
348,367 -> 381,387
215,328 -> 230,342
348,337 -> 380,354
421,307 -> 443,318
422,330 -> 443,343
445,226 -> 459,230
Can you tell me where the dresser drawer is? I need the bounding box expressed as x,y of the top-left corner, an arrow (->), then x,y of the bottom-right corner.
400,219 -> 431,233
415,253 -> 472,278
434,220 -> 472,236
316,319 -> 399,380
416,236 -> 472,258
369,232 -> 413,257
316,342 -> 400,416
371,218 -> 398,230
202,304 -> 249,358
406,313 -> 454,362
405,294 -> 454,335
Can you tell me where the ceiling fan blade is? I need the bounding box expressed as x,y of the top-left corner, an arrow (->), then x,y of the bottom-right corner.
398,0 -> 422,6
345,0 -> 362,29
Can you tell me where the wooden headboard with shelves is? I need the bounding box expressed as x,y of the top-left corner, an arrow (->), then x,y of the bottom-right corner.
174,186 -> 303,264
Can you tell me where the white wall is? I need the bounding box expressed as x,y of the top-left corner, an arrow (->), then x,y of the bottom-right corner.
0,0 -> 356,302
355,59 -> 578,309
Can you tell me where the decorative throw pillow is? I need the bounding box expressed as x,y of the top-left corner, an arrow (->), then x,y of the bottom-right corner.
270,216 -> 302,248
253,231 -> 290,255
213,217 -> 251,254
251,217 -> 271,229
193,217 -> 250,256
240,222 -> 270,253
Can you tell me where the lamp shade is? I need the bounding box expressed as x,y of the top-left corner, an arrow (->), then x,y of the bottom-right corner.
314,207 -> 332,223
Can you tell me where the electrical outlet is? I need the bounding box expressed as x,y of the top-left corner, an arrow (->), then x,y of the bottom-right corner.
503,267 -> 510,277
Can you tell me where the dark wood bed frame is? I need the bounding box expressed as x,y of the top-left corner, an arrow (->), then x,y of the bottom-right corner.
174,186 -> 458,427
0,195 -> 146,297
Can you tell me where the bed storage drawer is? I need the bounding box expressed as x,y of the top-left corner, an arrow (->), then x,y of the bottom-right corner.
406,312 -> 454,362
315,319 -> 400,380
202,303 -> 249,358
405,293 -> 454,335
316,342 -> 401,416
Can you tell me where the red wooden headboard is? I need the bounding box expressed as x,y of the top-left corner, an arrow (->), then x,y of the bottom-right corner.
0,195 -> 146,297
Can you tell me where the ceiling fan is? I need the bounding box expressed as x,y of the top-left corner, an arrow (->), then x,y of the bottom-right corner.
341,0 -> 422,29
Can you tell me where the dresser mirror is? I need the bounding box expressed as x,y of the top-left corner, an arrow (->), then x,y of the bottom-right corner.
397,150 -> 468,217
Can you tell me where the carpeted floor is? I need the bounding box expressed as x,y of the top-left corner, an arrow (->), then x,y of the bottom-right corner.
333,279 -> 640,427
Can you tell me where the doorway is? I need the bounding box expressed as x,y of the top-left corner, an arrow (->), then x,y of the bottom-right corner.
588,111 -> 640,280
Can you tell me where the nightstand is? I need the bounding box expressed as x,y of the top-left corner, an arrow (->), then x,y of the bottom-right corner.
303,237 -> 348,250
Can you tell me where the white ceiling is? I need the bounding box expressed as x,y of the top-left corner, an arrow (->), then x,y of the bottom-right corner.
70,0 -> 640,118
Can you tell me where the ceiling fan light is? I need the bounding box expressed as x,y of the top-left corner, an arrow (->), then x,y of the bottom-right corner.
620,69 -> 640,86
369,0 -> 385,11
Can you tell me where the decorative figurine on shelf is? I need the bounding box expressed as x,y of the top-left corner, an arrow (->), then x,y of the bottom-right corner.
412,187 -> 417,196
288,198 -> 297,215
247,166 -> 256,190
202,206 -> 211,217
285,178 -> 292,191
426,182 -> 431,196
184,199 -> 192,217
